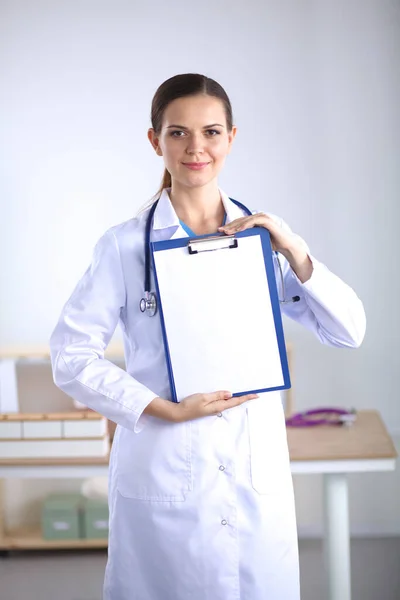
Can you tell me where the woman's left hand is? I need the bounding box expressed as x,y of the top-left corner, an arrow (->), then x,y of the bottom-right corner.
218,213 -> 294,254
218,213 -> 313,283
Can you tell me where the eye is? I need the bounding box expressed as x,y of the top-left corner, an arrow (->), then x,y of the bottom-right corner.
170,129 -> 221,137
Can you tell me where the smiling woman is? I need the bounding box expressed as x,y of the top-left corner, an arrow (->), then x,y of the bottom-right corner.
146,76 -> 237,234
49,73 -> 366,600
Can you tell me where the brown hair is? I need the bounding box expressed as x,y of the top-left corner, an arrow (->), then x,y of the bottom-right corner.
150,73 -> 234,200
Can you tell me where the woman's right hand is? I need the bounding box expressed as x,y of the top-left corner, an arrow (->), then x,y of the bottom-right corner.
176,390 -> 259,422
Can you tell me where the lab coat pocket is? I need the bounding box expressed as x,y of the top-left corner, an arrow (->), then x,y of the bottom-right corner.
247,394 -> 293,495
116,418 -> 192,501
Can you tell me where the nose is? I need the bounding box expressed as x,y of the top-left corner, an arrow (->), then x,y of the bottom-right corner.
187,148 -> 204,155
186,133 -> 205,155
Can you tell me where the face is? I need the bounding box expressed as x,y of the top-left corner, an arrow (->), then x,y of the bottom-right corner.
148,95 -> 237,189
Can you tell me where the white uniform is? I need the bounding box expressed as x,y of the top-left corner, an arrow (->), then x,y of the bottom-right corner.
50,188 -> 366,600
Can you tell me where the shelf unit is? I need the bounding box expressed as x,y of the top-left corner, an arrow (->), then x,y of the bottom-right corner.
0,456 -> 110,553
0,345 -> 121,553
0,342 -> 294,553
0,527 -> 108,551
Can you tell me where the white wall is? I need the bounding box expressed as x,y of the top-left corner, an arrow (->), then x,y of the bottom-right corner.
1,0 -> 399,535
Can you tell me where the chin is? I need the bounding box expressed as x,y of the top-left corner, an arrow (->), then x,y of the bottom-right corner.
186,178 -> 217,190
175,170 -> 219,188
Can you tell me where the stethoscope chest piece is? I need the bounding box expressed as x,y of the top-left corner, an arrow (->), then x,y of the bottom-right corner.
140,293 -> 157,317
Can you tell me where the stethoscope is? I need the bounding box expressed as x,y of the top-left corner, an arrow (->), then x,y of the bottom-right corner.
140,198 -> 301,317
286,407 -> 357,427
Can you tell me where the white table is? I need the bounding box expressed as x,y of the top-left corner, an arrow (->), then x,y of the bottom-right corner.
0,410 -> 397,600
287,410 -> 397,600
291,457 -> 396,600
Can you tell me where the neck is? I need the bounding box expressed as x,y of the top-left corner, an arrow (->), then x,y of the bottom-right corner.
169,180 -> 225,235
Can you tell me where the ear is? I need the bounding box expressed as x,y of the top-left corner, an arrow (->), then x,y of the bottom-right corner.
226,126 -> 237,154
148,129 -> 163,156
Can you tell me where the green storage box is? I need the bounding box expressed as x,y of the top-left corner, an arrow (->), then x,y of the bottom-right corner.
82,498 -> 109,539
41,493 -> 83,540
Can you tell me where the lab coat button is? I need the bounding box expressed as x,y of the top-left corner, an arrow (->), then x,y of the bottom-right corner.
221,519 -> 228,526
217,412 -> 223,417
219,465 -> 225,471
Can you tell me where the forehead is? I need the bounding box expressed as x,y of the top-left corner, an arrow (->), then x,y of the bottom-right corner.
163,95 -> 226,127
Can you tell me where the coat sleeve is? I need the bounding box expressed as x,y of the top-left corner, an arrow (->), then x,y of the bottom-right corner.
275,217 -> 366,348
49,229 -> 157,433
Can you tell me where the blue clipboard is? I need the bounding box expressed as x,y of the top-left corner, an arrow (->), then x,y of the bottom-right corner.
151,227 -> 291,403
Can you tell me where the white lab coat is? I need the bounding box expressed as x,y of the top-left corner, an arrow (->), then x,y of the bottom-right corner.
50,188 -> 366,600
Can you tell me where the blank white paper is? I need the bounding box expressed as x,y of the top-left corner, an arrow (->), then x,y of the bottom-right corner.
153,234 -> 285,402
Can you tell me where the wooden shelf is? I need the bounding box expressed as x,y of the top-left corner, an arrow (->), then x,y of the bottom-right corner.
0,527 -> 108,550
0,455 -> 110,466
0,343 -> 125,360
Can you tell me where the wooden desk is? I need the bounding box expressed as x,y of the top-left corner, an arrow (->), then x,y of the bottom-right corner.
287,410 -> 396,462
0,410 -> 397,600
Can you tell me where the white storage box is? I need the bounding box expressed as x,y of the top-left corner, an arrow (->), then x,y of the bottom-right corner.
0,411 -> 110,459
0,421 -> 22,439
23,420 -> 62,438
0,437 -> 109,459
63,418 -> 107,439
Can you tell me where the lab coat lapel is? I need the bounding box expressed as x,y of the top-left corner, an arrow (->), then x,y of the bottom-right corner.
150,187 -> 249,242
150,188 -> 184,242
220,189 -> 249,223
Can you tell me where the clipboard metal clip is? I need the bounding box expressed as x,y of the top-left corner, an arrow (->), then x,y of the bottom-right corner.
188,235 -> 238,255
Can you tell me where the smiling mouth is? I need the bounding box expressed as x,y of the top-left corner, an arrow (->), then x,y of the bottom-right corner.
182,162 -> 210,169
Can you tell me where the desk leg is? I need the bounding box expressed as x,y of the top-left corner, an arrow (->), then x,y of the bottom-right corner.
323,473 -> 351,600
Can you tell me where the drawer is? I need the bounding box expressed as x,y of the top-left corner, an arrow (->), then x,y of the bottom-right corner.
63,419 -> 107,438
23,420 -> 62,438
0,421 -> 22,439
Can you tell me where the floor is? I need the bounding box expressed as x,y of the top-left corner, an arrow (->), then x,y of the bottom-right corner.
0,538 -> 399,600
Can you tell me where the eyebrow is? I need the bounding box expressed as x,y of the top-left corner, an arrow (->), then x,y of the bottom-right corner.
166,123 -> 225,129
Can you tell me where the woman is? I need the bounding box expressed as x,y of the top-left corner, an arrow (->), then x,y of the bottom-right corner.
50,73 -> 366,600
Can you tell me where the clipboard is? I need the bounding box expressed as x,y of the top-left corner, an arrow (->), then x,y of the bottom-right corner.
151,227 -> 291,402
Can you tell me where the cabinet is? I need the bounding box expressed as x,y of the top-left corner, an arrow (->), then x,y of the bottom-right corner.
0,344 -> 123,553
